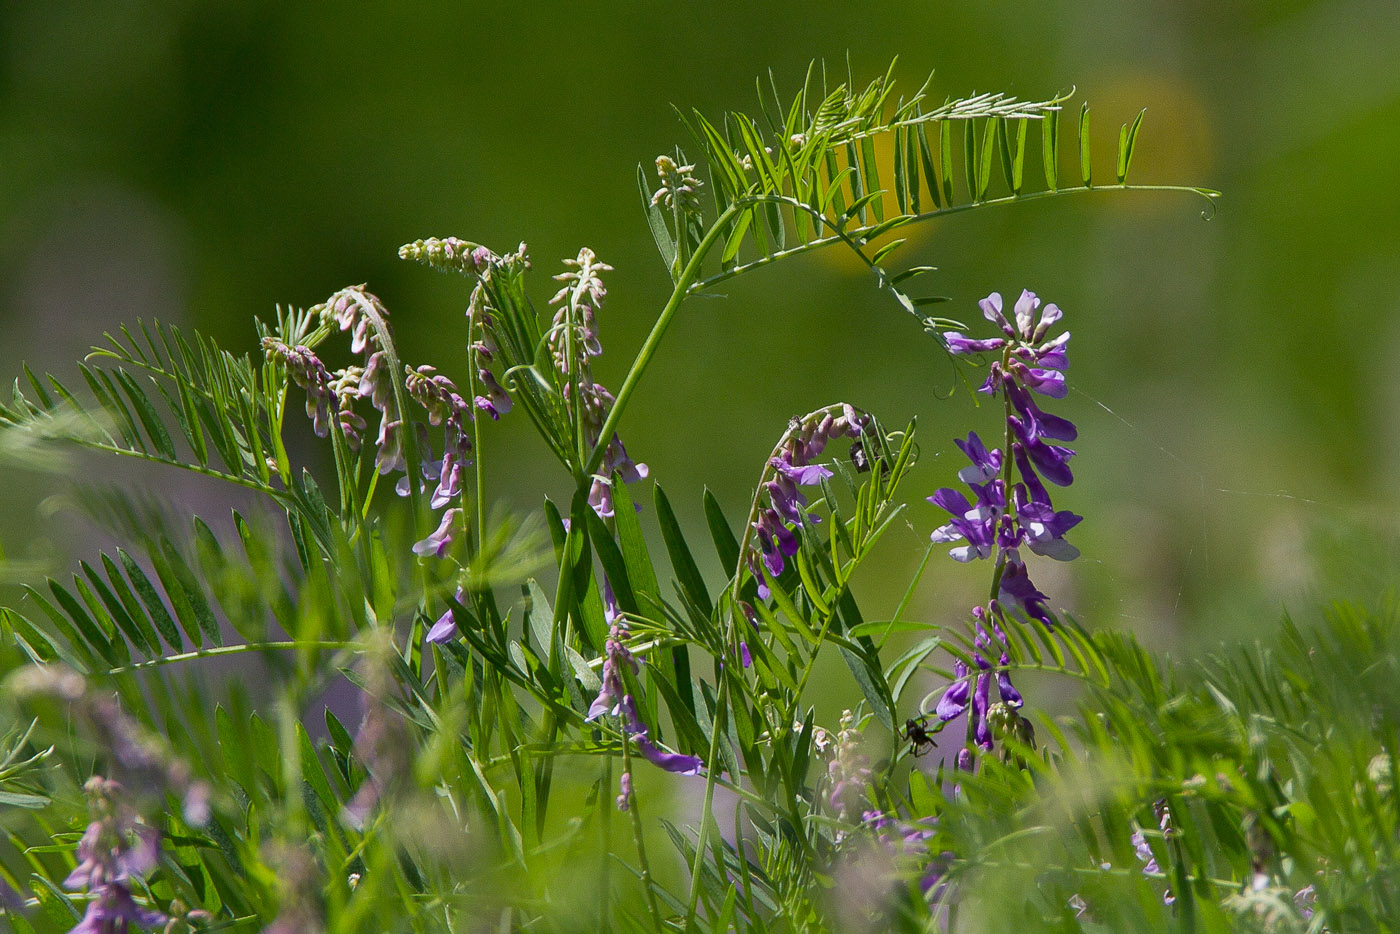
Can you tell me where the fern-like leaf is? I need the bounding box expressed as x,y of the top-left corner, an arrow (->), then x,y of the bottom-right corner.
635,61 -> 1218,332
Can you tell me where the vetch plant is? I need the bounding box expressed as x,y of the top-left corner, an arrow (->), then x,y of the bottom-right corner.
0,58 -> 1389,934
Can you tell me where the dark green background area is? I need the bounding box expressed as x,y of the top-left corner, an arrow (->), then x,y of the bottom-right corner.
2,0 -> 1397,649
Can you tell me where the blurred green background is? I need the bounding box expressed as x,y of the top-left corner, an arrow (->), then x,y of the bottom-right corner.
2,0 -> 1398,661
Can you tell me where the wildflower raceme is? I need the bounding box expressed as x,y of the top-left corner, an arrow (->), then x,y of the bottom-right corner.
930,290 -> 1081,756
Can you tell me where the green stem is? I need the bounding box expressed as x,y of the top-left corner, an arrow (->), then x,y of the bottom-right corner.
619,721 -> 665,929
582,202 -> 740,480
686,679 -> 728,927
563,284 -> 587,471
691,185 -> 1218,294
599,755 -> 612,928
989,341 -> 1017,602
104,640 -> 360,674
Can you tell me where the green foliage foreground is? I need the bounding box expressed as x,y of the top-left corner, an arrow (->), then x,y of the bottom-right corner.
1,60 -> 1390,933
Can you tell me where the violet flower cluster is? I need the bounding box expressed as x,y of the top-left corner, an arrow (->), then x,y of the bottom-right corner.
64,776 -> 169,934
930,290 -> 1081,754
548,247 -> 648,518
259,339 -> 356,445
748,406 -> 870,598
1132,800 -> 1177,905
11,667 -> 219,932
270,274 -> 520,568
401,247 -> 528,567
861,810 -> 950,900
586,586 -> 702,801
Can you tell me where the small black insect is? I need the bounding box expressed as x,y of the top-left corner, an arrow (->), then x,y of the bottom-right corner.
850,439 -> 890,477
902,715 -> 937,757
849,439 -> 871,473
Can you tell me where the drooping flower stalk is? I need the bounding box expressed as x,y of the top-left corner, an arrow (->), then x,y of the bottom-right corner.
549,248 -> 648,517
313,286 -> 414,480
739,404 -> 872,601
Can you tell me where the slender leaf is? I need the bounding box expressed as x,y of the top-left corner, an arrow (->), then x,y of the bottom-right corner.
1042,104 -> 1059,191
1117,107 -> 1146,184
1079,102 -> 1092,187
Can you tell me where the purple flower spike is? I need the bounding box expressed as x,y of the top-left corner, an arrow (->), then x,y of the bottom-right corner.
936,660 -> 971,721
930,289 -> 1076,746
412,508 -> 460,558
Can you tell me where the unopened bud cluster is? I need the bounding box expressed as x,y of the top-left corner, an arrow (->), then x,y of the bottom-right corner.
651,155 -> 703,214
398,237 -> 497,277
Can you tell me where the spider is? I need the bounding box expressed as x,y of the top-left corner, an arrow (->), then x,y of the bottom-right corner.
902,715 -> 937,757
